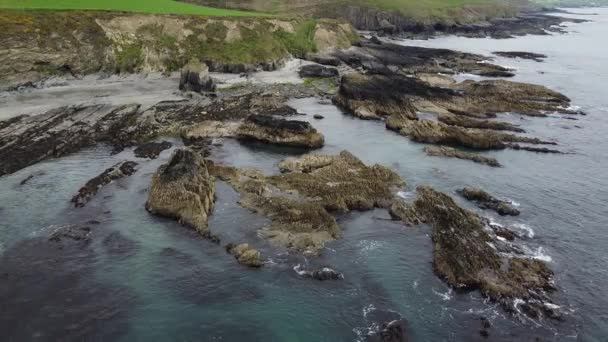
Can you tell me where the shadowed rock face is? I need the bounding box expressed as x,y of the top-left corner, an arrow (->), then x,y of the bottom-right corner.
458,187 -> 520,216
412,186 -> 557,318
494,51 -> 547,62
237,115 -> 325,148
71,161 -> 138,207
179,60 -> 217,93
299,64 -> 339,78
0,225 -> 137,340
146,149 -> 216,238
424,146 -> 501,167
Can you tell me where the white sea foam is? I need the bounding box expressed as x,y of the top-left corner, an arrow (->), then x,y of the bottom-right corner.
513,223 -> 535,238
357,240 -> 385,254
293,264 -> 307,276
433,288 -> 453,301
362,304 -> 376,318
523,246 -> 553,262
396,190 -> 415,200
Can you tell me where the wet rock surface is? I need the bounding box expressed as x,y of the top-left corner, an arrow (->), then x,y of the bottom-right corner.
458,187 -> 520,216
71,161 -> 138,207
236,115 -> 325,148
133,141 -> 172,159
294,264 -> 344,280
146,149 -> 216,238
424,146 -> 501,167
412,186 -> 557,317
494,51 -> 547,62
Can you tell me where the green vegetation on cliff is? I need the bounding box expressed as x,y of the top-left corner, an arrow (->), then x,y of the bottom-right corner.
0,0 -> 267,16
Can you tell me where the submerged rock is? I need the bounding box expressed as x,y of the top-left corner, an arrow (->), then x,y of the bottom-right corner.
237,115 -> 324,148
294,264 -> 344,280
313,114 -> 325,120
494,51 -> 547,62
225,243 -> 263,267
145,149 -> 216,239
179,60 -> 216,93
366,319 -> 408,342
424,146 -> 501,167
458,187 -> 520,216
48,224 -> 92,245
133,141 -> 172,159
71,161 -> 138,208
413,186 -> 557,317
299,64 -> 339,78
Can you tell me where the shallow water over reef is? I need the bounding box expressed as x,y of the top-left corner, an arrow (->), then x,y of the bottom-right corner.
1,8 -> 608,341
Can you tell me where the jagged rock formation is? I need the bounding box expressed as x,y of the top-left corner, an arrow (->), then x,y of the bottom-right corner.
236,115 -> 325,148
413,186 -> 557,317
179,60 -> 216,93
0,104 -> 141,177
225,243 -> 263,267
458,187 -> 520,216
134,141 -> 173,159
424,146 -> 501,167
437,114 -> 525,133
494,51 -> 547,62
71,161 -> 138,208
210,151 -> 403,254
145,149 -> 216,239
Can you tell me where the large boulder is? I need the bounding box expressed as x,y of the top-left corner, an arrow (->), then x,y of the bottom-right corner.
299,64 -> 339,78
237,115 -> 324,148
226,243 -> 263,267
145,149 -> 216,238
179,60 -> 216,93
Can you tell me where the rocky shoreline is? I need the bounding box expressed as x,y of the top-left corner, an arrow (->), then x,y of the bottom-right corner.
0,19 -> 582,333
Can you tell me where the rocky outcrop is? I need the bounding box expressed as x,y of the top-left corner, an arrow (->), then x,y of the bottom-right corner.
270,151 -> 404,212
237,115 -> 325,148
299,64 -> 339,78
424,146 -> 501,167
71,161 -> 138,208
145,149 -> 216,239
225,243 -> 263,267
0,104 -> 141,177
457,187 -> 520,216
437,114 -> 525,133
413,186 -> 557,317
494,51 -> 547,62
305,53 -> 341,66
134,141 -> 173,159
389,200 -> 423,226
294,264 -> 344,280
179,60 -> 216,93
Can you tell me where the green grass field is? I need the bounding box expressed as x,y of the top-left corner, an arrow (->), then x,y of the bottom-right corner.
0,0 -> 268,16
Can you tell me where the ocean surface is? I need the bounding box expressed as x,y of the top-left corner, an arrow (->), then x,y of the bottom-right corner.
1,7 -> 607,341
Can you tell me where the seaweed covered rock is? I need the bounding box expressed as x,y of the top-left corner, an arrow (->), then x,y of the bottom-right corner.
413,186 -> 556,316
237,115 -> 324,148
424,146 -> 501,167
458,187 -> 520,216
145,149 -> 216,237
133,141 -> 172,159
179,60 -> 216,93
299,64 -> 339,78
270,151 -> 404,212
71,161 -> 138,208
225,243 -> 263,267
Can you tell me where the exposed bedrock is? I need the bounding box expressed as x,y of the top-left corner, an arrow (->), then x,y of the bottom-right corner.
236,115 -> 325,148
298,64 -> 339,78
209,151 -> 403,254
458,187 -> 520,216
0,104 -> 140,177
413,186 -> 557,318
437,114 -> 525,133
71,161 -> 138,208
424,146 -> 501,167
494,51 -> 547,62
133,141 -> 173,159
332,39 -> 514,77
225,243 -> 263,267
179,60 -> 217,93
145,149 -> 217,240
